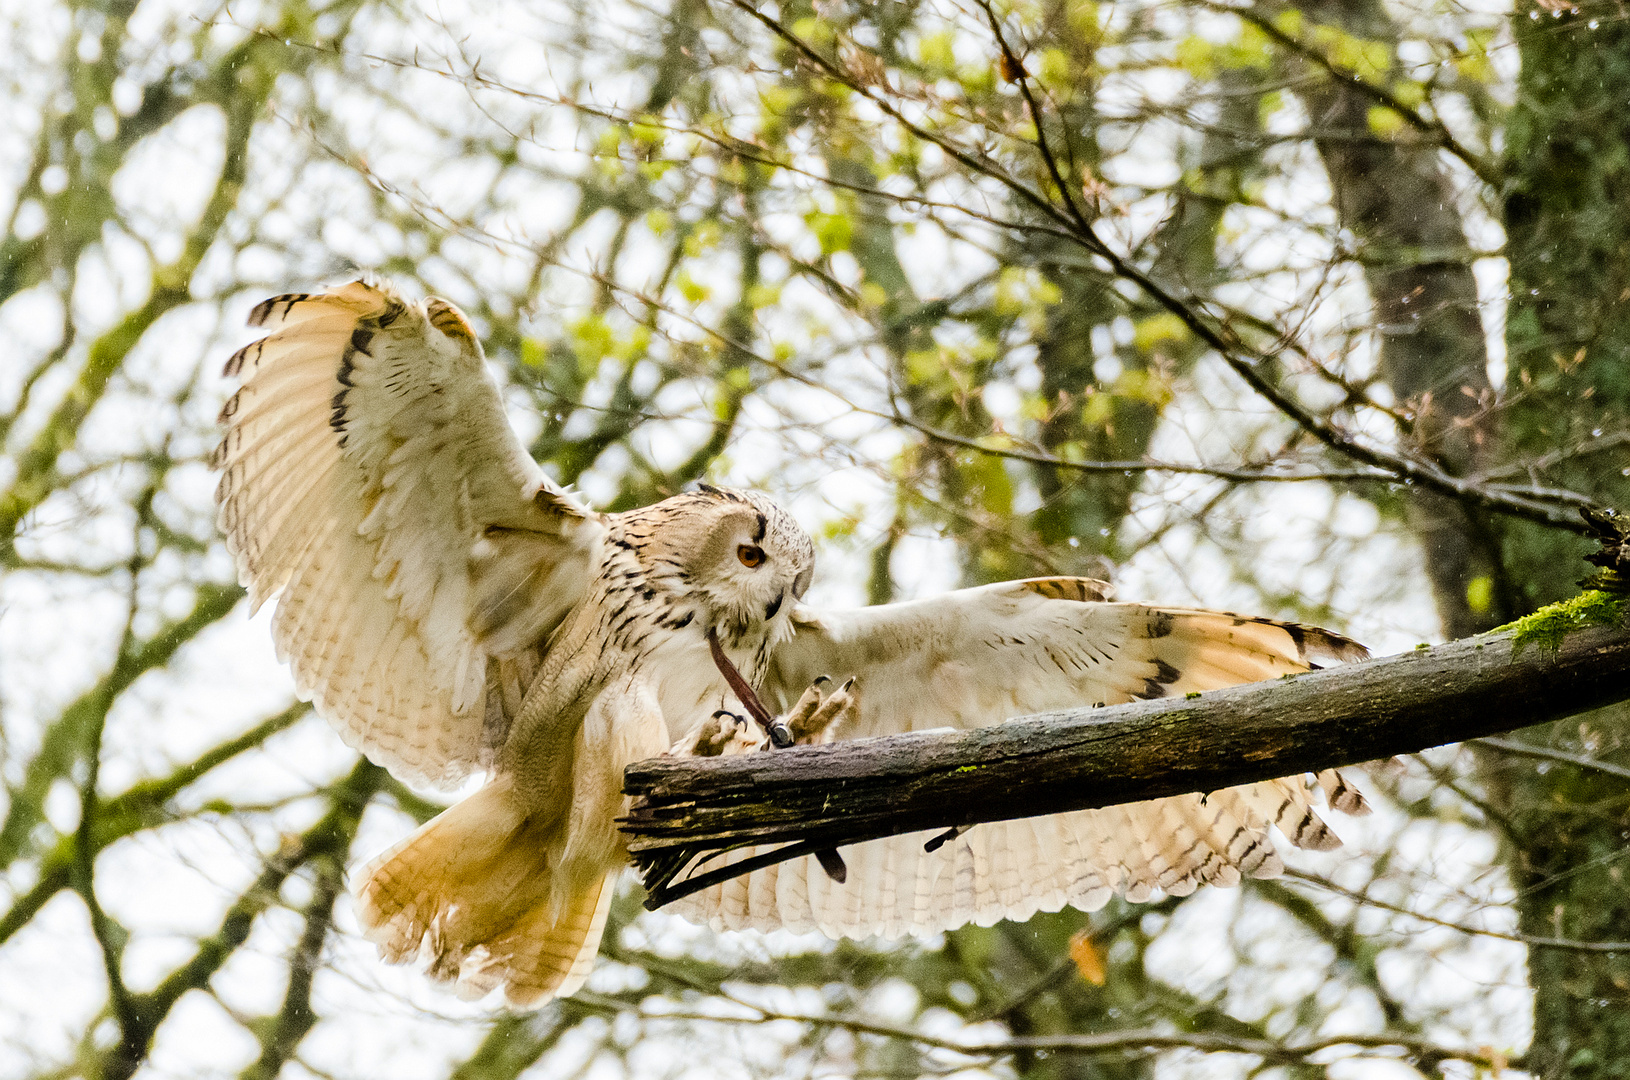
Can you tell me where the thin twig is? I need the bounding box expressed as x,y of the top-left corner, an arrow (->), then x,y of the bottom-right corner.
1476,737 -> 1630,783
1282,869 -> 1630,953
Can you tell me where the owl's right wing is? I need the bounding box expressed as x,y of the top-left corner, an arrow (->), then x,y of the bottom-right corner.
668,578 -> 1369,938
214,281 -> 605,789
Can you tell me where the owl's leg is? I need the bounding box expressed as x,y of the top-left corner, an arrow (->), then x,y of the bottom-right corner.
787,676 -> 858,744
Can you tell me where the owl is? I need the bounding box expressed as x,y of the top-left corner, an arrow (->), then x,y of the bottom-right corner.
214,281 -> 1369,1007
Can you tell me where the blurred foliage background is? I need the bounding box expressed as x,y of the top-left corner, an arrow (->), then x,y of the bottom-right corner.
2,0 -> 1628,1075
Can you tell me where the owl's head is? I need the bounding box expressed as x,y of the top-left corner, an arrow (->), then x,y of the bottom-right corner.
644,486 -> 815,641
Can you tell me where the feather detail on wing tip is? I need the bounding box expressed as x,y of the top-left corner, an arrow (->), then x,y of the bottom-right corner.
1318,768 -> 1371,816
1149,609 -> 1368,675
1014,576 -> 1114,603
1295,625 -> 1370,666
246,280 -> 386,331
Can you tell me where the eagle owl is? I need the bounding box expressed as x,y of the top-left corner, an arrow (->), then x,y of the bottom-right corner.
214,281 -> 1369,1007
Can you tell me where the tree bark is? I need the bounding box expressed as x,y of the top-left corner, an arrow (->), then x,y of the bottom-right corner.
624,620 -> 1630,906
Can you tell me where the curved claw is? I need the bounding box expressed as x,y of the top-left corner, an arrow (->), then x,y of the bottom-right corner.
682,710 -> 752,757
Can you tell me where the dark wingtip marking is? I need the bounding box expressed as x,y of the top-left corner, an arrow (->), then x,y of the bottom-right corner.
1229,612 -> 1369,666
1294,624 -> 1370,665
426,298 -> 477,345
1019,577 -> 1112,603
222,340 -> 257,378
1134,657 -> 1182,700
1327,779 -> 1366,814
330,388 -> 349,433
1292,813 -> 1341,851
247,292 -> 312,328
218,390 -> 241,423
1147,610 -> 1174,638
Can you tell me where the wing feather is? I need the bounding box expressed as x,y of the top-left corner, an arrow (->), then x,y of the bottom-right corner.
668,577 -> 1369,936
216,281 -> 606,788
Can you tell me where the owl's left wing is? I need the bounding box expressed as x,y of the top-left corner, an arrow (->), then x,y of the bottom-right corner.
215,281 -> 605,789
667,578 -> 1369,938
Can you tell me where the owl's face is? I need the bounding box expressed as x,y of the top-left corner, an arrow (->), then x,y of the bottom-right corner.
646,487 -> 815,642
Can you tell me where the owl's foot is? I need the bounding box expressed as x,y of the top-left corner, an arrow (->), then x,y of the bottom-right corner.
778,675 -> 858,746
675,710 -> 759,757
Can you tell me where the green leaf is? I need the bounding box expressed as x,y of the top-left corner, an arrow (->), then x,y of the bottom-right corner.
807,210 -> 853,254
1367,104 -> 1408,138
1132,312 -> 1189,354
675,270 -> 710,303
1175,35 -> 1215,80
917,30 -> 956,74
1272,8 -> 1304,38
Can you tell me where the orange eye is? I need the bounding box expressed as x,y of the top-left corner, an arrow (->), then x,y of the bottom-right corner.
737,544 -> 766,568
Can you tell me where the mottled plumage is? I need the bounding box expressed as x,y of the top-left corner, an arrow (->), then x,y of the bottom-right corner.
215,281 -> 1369,1008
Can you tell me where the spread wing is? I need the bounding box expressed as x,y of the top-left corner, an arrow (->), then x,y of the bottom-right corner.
668,577 -> 1369,937
214,281 -> 605,789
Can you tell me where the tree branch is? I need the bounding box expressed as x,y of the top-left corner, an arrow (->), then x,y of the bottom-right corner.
623,618 -> 1630,907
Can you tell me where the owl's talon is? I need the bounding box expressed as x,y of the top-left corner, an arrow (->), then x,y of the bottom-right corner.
678,710 -> 753,756
711,708 -> 750,737
796,676 -> 858,742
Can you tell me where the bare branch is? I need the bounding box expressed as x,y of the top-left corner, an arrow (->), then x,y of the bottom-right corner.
575,997 -> 1511,1070
93,761 -> 383,1080
1476,736 -> 1630,784
1282,869 -> 1630,954
0,583 -> 246,871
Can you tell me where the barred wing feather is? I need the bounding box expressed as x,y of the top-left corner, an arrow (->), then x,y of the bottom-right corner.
669,577 -> 1369,936
214,281 -> 604,789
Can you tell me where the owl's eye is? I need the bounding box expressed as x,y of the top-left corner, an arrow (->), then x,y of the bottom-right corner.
737,544 -> 766,568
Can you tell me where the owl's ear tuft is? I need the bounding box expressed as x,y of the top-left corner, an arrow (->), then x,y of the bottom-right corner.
681,505 -> 763,580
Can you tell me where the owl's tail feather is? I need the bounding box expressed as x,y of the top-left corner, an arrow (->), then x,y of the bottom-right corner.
354,775 -> 611,1006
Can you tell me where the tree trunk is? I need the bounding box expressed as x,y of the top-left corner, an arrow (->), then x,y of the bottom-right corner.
1293,0 -> 1509,639
1494,6 -> 1630,1074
